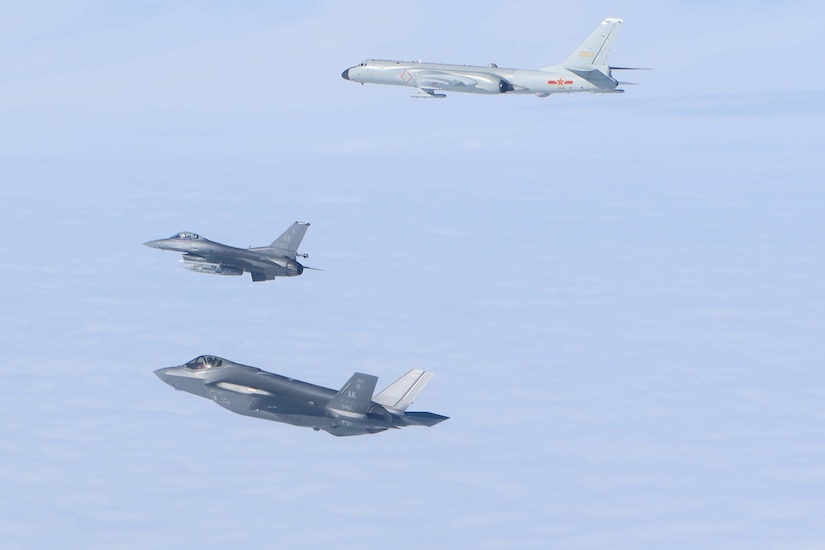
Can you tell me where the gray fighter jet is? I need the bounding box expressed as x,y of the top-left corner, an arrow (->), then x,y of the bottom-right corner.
342,17 -> 644,98
155,356 -> 448,436
143,222 -> 313,282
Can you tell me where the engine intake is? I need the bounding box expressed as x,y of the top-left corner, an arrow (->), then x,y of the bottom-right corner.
499,80 -> 515,93
471,73 -> 515,94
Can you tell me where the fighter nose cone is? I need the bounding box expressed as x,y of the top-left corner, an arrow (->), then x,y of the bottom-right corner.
341,68 -> 351,80
143,240 -> 163,249
154,367 -> 174,384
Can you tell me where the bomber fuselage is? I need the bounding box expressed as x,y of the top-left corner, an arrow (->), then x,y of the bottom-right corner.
342,59 -> 618,96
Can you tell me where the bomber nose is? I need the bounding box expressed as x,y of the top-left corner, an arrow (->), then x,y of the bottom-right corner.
341,68 -> 351,80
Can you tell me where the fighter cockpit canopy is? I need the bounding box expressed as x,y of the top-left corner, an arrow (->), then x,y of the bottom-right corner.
171,232 -> 200,240
185,355 -> 225,370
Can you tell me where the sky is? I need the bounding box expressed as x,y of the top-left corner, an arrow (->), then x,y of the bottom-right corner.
1,1 -> 823,548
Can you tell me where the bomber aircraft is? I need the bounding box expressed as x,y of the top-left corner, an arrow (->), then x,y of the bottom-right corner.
155,356 -> 448,436
342,17 -> 643,98
143,222 -> 313,282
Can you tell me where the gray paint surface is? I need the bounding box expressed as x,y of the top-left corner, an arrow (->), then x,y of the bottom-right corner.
342,18 -> 635,98
1,2 -> 824,549
155,355 -> 447,436
144,222 -> 311,281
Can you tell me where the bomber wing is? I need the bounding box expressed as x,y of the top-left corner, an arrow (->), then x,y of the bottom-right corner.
410,69 -> 517,95
414,70 -> 480,89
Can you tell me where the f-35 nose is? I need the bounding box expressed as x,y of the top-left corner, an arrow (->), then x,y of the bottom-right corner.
154,367 -> 174,384
341,68 -> 351,80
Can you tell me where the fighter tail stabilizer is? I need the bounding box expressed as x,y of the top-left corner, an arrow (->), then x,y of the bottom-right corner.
326,373 -> 378,416
401,411 -> 450,427
373,369 -> 434,413
269,221 -> 310,256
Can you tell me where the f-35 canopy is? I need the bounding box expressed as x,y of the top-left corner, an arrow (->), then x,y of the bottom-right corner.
184,355 -> 225,370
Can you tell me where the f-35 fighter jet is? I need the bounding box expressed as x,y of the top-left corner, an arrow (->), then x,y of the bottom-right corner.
342,17 -> 644,98
155,356 -> 448,436
144,222 -> 313,282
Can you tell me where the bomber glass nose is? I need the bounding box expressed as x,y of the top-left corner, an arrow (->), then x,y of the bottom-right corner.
341,68 -> 350,80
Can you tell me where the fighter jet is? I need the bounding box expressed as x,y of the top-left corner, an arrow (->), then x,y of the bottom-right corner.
342,17 -> 644,98
155,355 -> 448,436
143,222 -> 313,282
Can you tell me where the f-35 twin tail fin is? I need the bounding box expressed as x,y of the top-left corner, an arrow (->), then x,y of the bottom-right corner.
373,369 -> 434,413
327,373 -> 378,416
327,369 -> 444,425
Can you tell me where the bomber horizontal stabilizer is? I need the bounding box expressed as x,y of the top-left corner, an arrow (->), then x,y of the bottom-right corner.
566,67 -> 617,89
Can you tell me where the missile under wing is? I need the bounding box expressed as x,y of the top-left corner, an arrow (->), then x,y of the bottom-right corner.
155,356 -> 448,436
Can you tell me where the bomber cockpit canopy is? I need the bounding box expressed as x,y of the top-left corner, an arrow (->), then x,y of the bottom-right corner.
171,232 -> 200,240
184,355 -> 225,370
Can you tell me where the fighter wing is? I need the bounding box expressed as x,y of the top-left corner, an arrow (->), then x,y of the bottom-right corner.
203,253 -> 295,281
204,381 -> 271,411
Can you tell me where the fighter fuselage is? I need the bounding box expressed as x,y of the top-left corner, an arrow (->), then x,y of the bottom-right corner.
144,228 -> 308,281
155,356 -> 448,437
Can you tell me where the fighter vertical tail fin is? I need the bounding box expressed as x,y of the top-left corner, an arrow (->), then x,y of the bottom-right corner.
269,221 -> 310,256
561,17 -> 623,69
326,373 -> 378,416
373,369 -> 434,413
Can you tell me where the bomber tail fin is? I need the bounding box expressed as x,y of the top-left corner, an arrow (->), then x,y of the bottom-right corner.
269,221 -> 310,257
561,17 -> 623,69
326,373 -> 378,416
373,369 -> 434,413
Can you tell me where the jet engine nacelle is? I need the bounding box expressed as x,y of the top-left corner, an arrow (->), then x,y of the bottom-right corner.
179,258 -> 243,276
267,257 -> 304,275
472,74 -> 515,93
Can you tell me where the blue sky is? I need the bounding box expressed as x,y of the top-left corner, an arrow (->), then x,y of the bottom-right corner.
1,1 -> 823,548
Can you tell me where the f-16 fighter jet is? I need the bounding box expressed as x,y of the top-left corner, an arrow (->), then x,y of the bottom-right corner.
342,17 -> 643,98
155,356 -> 448,437
144,222 -> 313,282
